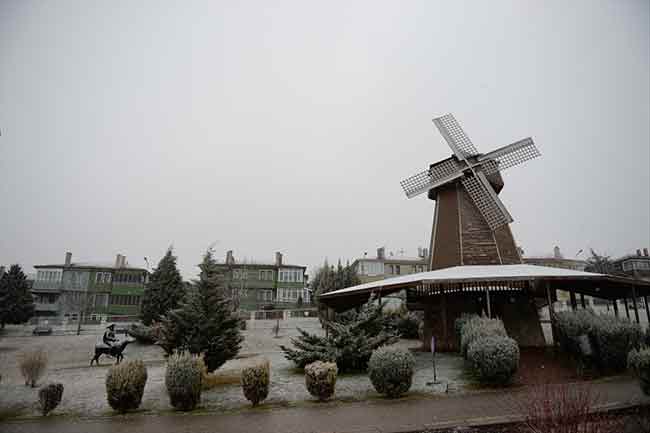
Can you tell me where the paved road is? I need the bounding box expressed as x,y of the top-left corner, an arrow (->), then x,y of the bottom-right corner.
3,377 -> 648,433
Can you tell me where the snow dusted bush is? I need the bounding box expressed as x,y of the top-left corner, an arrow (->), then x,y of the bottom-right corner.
554,310 -> 598,357
38,383 -> 63,416
368,347 -> 415,398
467,335 -> 519,385
241,359 -> 270,406
18,348 -> 48,387
590,314 -> 642,372
165,352 -> 204,411
106,360 -> 147,413
628,347 -> 650,395
460,316 -> 507,359
305,361 -> 337,401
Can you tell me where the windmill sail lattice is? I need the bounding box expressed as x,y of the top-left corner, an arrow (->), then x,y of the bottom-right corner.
401,113 -> 540,269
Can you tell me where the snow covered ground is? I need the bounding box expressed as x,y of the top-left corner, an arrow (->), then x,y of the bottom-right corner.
0,319 -> 469,419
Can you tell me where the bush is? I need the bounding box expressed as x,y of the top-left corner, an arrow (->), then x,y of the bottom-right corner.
38,383 -> 63,416
281,294 -> 399,372
128,323 -> 162,344
305,361 -> 337,401
241,359 -> 270,406
395,313 -> 421,339
454,313 -> 476,347
590,315 -> 642,372
460,316 -> 507,359
628,347 -> 650,395
165,352 -> 204,411
368,347 -> 415,398
555,310 -> 642,372
467,335 -> 519,385
105,360 -> 148,413
18,348 -> 48,387
554,310 -> 598,357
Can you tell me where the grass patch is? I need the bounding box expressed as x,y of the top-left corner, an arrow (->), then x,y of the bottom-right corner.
203,369 -> 242,389
0,404 -> 28,421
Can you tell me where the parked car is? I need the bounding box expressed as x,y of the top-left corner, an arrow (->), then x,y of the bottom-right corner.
32,325 -> 53,335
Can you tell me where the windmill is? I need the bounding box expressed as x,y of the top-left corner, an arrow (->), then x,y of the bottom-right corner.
401,114 -> 540,270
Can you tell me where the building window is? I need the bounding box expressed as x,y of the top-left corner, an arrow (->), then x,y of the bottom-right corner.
395,265 -> 401,275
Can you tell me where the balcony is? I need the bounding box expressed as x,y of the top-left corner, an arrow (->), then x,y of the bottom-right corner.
34,302 -> 60,313
32,281 -> 63,292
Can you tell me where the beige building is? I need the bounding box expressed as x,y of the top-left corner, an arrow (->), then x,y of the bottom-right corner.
352,247 -> 428,284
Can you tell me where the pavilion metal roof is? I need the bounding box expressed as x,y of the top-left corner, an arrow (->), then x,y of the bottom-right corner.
320,264 -> 650,302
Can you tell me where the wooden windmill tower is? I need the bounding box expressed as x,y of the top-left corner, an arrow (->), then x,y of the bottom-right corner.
400,114 -> 541,270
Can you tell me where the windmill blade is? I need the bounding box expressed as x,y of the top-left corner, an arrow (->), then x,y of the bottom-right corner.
477,137 -> 540,176
461,173 -> 513,231
433,114 -> 480,160
400,158 -> 463,198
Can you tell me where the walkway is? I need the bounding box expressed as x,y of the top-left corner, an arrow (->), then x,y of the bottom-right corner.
3,376 -> 648,433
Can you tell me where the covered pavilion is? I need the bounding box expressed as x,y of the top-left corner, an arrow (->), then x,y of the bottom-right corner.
319,264 -> 650,351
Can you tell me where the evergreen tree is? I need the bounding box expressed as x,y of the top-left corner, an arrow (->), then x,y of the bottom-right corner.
0,265 -> 35,328
159,248 -> 243,372
280,294 -> 398,372
140,248 -> 185,326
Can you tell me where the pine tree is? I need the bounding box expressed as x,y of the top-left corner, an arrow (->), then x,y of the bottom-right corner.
159,248 -> 243,372
281,294 -> 398,372
0,265 -> 35,328
140,248 -> 185,326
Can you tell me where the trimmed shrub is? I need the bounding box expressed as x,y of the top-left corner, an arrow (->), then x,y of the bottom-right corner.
460,316 -> 507,359
128,323 -> 162,344
554,310 -> 598,357
305,361 -> 337,401
467,335 -> 520,385
368,347 -> 415,398
106,360 -> 148,413
165,352 -> 204,411
628,347 -> 650,395
18,348 -> 48,387
590,315 -> 642,372
241,359 -> 270,406
555,310 -> 642,372
38,383 -> 63,416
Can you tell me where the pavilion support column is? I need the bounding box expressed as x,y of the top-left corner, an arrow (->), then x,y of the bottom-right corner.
645,296 -> 650,324
631,287 -> 640,324
624,298 -> 630,320
545,282 -> 556,346
569,290 -> 577,311
613,299 -> 619,318
485,286 -> 492,318
580,293 -> 586,309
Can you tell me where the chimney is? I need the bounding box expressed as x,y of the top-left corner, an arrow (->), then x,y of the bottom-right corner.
0,266 -> 5,276
644,248 -> 649,257
417,247 -> 423,258
553,246 -> 562,259
275,252 -> 283,267
377,247 -> 385,260
637,249 -> 642,257
115,254 -> 122,268
226,250 -> 234,265
120,255 -> 127,268
423,248 -> 428,258
65,252 -> 72,266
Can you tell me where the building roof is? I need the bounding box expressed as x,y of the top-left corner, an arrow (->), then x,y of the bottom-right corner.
34,262 -> 147,272
215,262 -> 306,269
320,264 -> 650,308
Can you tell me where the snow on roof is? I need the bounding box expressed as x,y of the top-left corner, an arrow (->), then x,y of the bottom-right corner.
321,264 -> 609,298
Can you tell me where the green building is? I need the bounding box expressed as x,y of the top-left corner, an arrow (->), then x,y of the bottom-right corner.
216,251 -> 310,311
32,252 -> 148,320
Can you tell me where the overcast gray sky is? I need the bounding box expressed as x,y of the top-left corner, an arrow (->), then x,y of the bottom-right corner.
1,0 -> 648,279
